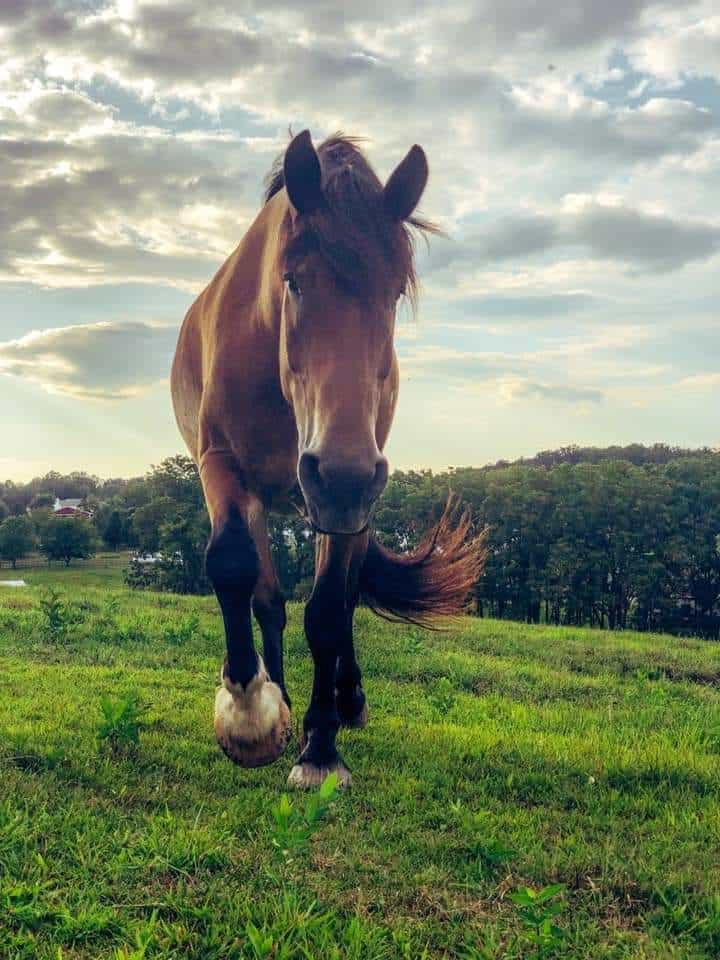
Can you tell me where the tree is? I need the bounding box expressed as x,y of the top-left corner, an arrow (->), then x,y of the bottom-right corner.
157,507 -> 211,593
39,516 -> 97,567
0,515 -> 35,569
269,515 -> 315,598
132,497 -> 176,554
147,455 -> 204,508
29,492 -> 56,511
102,508 -> 128,551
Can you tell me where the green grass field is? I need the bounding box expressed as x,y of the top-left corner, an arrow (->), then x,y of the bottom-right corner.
1,564 -> 720,958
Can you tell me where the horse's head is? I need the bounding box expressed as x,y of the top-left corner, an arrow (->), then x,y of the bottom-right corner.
277,131 -> 429,535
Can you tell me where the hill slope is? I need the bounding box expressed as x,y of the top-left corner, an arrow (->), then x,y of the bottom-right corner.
1,570 -> 720,958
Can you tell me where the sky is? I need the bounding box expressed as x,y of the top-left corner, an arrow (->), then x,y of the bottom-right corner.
1,1 -> 719,481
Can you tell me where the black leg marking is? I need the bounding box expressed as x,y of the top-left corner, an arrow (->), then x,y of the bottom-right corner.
206,505 -> 260,688
335,590 -> 367,727
207,504 -> 292,769
336,653 -> 367,728
253,586 -> 291,708
288,580 -> 352,788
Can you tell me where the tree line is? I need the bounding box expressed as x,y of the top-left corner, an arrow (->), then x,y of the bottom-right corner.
1,444 -> 718,638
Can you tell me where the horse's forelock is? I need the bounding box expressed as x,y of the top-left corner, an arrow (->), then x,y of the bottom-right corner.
268,134 -> 426,304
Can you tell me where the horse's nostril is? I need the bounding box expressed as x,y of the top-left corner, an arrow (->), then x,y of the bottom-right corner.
300,452 -> 388,510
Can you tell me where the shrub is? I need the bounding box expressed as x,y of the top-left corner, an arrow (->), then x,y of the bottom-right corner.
269,773 -> 339,865
97,693 -> 148,754
38,589 -> 75,641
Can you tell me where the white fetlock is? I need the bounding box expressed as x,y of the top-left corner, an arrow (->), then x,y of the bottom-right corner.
214,655 -> 292,768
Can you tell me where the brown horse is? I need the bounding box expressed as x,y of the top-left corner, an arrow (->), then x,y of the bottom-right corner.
171,131 -> 485,788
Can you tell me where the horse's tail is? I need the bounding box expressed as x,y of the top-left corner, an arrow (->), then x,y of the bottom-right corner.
359,496 -> 487,627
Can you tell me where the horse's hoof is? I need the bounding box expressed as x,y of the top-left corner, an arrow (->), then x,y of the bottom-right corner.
287,759 -> 352,790
214,658 -> 292,768
339,700 -> 368,728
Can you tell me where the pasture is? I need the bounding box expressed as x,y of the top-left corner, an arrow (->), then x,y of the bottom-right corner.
1,564 -> 720,958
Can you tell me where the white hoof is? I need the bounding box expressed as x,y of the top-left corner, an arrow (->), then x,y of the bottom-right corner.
214,657 -> 292,768
287,760 -> 352,790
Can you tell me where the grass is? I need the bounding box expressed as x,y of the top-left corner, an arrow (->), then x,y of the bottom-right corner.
1,562 -> 720,957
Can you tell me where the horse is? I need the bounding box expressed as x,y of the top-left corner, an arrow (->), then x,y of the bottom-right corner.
171,130 -> 485,788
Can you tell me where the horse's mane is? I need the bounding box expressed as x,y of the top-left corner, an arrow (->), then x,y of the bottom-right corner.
263,133 -> 437,306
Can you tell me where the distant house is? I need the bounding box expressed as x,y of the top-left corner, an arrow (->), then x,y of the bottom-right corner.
53,498 -> 92,519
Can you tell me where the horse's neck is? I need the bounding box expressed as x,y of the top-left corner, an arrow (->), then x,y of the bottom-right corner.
218,192 -> 288,334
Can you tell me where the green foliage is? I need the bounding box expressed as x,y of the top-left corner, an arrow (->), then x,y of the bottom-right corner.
29,492 -> 56,511
96,693 -> 147,753
111,912 -> 158,959
269,773 -> 339,864
449,801 -> 514,876
375,454 -> 720,638
155,508 -> 210,594
124,458 -> 210,595
269,515 -> 315,597
508,884 -> 566,957
131,497 -> 176,555
244,920 -> 275,959
0,514 -> 35,568
161,613 -> 200,646
429,676 -> 457,716
146,454 -> 205,507
38,589 -> 74,640
38,515 -> 97,567
6,449 -> 720,638
101,508 -> 129,551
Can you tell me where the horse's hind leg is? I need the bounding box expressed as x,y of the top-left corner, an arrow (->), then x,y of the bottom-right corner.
201,448 -> 291,768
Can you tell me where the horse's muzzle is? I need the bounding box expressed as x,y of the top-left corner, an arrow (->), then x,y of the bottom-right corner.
298,451 -> 388,536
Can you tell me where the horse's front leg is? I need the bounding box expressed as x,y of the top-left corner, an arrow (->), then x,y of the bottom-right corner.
335,532 -> 369,729
288,533 -> 357,789
201,448 -> 292,768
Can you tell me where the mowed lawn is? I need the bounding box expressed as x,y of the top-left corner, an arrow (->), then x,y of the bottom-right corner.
1,565 -> 720,958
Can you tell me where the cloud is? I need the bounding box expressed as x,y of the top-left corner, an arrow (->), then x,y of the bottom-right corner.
432,199 -> 720,272
628,9 -> 720,81
395,323 -> 664,412
0,100 -> 272,288
503,90 -> 715,163
496,378 -> 604,404
568,199 -> 720,269
476,216 -> 559,262
676,372 -> 720,390
0,320 -> 178,398
439,292 -> 596,321
0,0 -> 717,298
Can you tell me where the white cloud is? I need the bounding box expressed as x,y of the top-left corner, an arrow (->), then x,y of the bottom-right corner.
0,320 -> 178,398
429,199 -> 720,273
629,9 -> 720,81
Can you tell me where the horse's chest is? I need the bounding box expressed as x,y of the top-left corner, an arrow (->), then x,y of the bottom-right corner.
225,385 -> 298,494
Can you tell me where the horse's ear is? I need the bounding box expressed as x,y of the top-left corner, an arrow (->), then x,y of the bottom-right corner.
383,144 -> 428,221
283,130 -> 323,215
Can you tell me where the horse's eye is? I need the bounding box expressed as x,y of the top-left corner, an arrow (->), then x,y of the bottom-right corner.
283,272 -> 301,296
